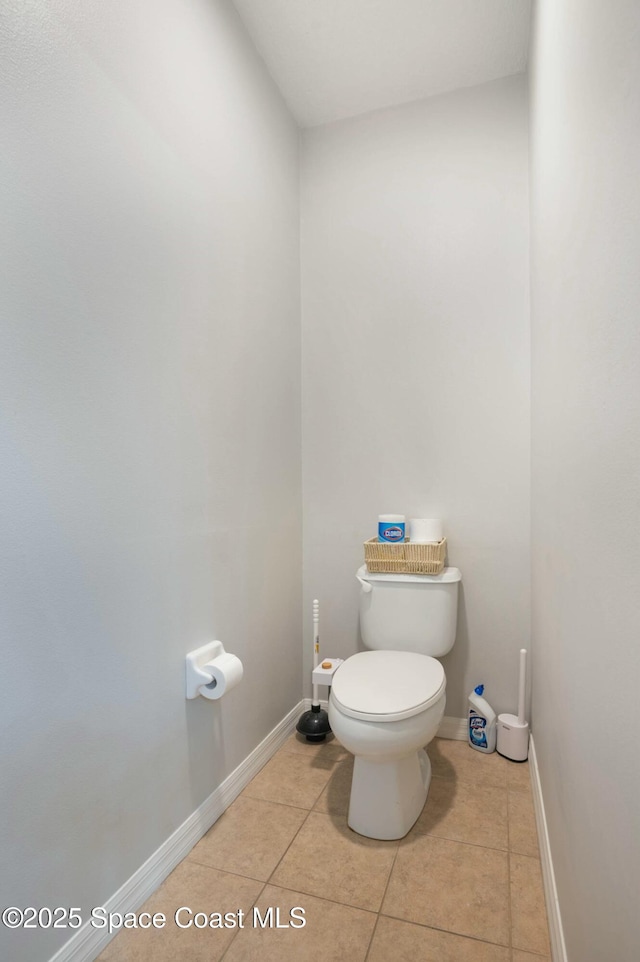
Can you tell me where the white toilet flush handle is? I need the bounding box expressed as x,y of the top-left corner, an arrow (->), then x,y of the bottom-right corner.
356,573 -> 372,593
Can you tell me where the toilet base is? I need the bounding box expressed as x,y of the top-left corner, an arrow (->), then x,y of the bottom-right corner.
348,748 -> 432,840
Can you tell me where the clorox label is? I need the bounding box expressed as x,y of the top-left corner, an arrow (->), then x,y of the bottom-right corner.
379,525 -> 404,542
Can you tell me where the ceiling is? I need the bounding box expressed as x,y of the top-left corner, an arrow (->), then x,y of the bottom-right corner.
232,0 -> 532,128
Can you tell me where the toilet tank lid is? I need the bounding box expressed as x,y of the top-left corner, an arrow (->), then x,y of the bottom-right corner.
357,564 -> 461,584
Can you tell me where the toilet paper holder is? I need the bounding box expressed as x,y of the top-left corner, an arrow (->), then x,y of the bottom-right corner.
185,641 -> 242,700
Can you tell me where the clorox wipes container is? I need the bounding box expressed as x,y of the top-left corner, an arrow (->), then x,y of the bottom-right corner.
378,514 -> 406,543
468,684 -> 497,753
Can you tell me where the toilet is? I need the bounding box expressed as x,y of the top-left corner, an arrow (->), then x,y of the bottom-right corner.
328,563 -> 462,840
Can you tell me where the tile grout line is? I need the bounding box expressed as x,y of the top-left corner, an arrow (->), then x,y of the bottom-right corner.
254,880 -> 379,918
362,832 -> 402,962
507,787 -> 514,956
240,780 -> 333,814
264,805 -> 316,885
410,823 -> 510,855
376,910 -> 513,951
410,827 -> 510,854
233,792 -> 320,815
217,880 -> 268,962
186,854 -> 266,882
362,914 -> 382,962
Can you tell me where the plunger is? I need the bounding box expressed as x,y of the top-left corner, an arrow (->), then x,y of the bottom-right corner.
296,599 -> 331,742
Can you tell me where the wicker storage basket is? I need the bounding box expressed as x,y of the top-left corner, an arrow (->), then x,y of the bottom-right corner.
364,537 -> 447,575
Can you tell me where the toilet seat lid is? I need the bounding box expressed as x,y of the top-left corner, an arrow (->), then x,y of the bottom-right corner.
331,651 -> 445,722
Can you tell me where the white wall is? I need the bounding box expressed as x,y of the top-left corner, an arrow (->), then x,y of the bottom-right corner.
301,75 -> 530,716
0,2 -> 300,960
529,2 -> 640,959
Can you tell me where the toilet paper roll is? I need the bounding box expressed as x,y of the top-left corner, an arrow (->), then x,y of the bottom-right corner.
409,518 -> 444,543
200,652 -> 244,700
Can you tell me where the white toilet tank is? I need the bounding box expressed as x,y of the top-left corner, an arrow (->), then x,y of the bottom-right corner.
357,564 -> 461,657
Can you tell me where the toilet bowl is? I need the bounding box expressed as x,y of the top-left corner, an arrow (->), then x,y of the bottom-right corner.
328,650 -> 446,840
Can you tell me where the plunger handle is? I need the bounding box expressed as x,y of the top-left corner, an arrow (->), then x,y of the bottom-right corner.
517,648 -> 527,725
312,599 -> 320,705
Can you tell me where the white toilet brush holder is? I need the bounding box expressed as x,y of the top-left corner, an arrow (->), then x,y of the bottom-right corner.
497,648 -> 530,762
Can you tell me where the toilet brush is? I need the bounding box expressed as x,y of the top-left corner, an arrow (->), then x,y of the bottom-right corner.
296,599 -> 332,742
497,648 -> 530,762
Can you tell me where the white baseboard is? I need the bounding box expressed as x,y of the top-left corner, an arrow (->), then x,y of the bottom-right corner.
438,715 -> 467,740
529,735 -> 568,962
49,700 -> 304,962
